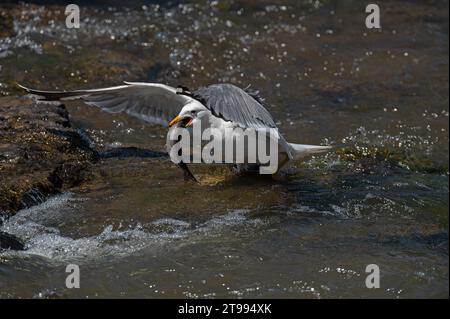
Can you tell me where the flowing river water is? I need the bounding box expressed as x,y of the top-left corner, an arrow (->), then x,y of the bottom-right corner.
0,0 -> 448,298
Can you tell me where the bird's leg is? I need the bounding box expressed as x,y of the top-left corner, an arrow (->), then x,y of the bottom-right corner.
179,161 -> 198,182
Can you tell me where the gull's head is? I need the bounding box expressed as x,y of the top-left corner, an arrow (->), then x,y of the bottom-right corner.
168,102 -> 207,128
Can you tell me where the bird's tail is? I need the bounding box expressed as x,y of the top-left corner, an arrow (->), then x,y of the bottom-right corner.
288,143 -> 332,160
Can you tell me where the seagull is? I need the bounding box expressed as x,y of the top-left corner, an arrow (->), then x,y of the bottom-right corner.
18,82 -> 331,180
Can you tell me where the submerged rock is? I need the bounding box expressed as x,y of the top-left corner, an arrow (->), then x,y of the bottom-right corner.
0,231 -> 24,250
0,96 -> 97,223
335,146 -> 449,175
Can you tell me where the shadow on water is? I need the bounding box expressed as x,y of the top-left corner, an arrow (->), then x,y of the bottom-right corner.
100,146 -> 167,159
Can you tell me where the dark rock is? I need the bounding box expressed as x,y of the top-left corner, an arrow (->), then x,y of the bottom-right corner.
0,231 -> 24,250
0,96 -> 97,220
0,9 -> 15,38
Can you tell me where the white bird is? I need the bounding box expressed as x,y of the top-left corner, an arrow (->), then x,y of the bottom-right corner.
18,82 -> 331,180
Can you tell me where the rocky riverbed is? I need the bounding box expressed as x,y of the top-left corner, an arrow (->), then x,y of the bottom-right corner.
0,97 -> 96,248
0,0 -> 448,298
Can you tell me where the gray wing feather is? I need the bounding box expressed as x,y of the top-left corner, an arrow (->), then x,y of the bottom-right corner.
18,82 -> 191,126
193,84 -> 294,159
193,84 -> 277,129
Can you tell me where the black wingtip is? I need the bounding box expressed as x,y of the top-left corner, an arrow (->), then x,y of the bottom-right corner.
16,83 -> 61,101
17,83 -> 29,92
17,83 -> 44,100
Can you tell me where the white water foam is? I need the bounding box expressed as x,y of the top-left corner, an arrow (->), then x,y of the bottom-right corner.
0,195 -> 263,262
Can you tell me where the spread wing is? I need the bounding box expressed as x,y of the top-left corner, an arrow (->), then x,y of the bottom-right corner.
18,82 -> 192,126
193,83 -> 295,158
192,84 -> 277,129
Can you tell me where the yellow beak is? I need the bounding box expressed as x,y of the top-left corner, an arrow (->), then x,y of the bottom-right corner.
168,115 -> 181,127
168,115 -> 193,128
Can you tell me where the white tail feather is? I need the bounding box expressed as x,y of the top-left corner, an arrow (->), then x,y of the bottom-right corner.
289,143 -> 332,160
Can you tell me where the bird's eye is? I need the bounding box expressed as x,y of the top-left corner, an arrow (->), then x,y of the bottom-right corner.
191,110 -> 197,114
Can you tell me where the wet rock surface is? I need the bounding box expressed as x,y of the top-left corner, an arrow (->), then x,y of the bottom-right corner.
0,96 -> 96,221
0,231 -> 24,250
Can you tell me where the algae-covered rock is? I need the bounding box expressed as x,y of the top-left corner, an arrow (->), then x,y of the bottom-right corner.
336,146 -> 449,175
0,96 -> 97,220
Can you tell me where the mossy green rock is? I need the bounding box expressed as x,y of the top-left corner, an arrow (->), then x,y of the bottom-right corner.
0,96 -> 97,219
